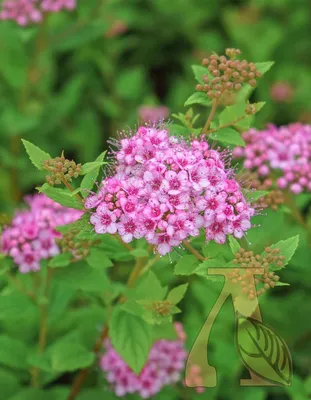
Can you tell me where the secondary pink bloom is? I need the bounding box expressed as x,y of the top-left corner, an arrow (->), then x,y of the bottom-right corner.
0,0 -> 76,25
270,81 -> 294,103
233,123 -> 311,195
87,125 -> 254,254
100,323 -> 187,398
139,106 -> 170,124
0,194 -> 82,273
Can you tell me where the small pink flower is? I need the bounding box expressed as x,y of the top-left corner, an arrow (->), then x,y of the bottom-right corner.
118,215 -> 142,243
90,205 -> 117,234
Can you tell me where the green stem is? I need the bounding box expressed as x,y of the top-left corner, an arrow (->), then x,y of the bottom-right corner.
201,99 -> 219,136
182,240 -> 206,262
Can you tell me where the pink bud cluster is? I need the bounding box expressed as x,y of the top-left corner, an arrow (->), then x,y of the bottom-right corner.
139,106 -> 170,124
0,0 -> 76,26
100,323 -> 187,398
85,126 -> 254,255
233,123 -> 311,195
0,194 -> 82,273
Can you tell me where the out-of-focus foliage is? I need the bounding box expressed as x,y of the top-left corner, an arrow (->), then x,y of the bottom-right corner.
1,0 -> 311,210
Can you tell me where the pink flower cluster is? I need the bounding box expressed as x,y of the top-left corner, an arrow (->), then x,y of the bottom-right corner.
1,194 -> 81,273
139,106 -> 170,124
85,126 -> 254,255
0,0 -> 76,26
233,123 -> 311,194
100,323 -> 187,398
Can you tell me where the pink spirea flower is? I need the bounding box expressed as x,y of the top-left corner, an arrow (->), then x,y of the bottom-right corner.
86,126 -> 254,255
100,323 -> 187,398
139,106 -> 170,124
233,123 -> 311,195
1,194 -> 82,273
0,0 -> 76,25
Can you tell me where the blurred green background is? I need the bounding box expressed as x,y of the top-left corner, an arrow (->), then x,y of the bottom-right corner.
0,1 -> 311,399
1,0 -> 311,212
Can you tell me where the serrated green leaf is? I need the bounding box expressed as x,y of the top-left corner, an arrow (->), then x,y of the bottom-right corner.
245,190 -> 268,203
56,213 -> 90,234
184,92 -> 211,106
255,61 -> 274,75
210,127 -> 245,146
275,282 -> 290,287
21,140 -> 51,170
191,65 -> 209,84
110,308 -> 152,374
80,161 -> 106,175
38,184 -> 84,210
228,236 -> 241,255
81,151 -> 107,197
262,235 -> 299,270
219,102 -> 246,126
174,255 -> 199,275
167,284 -> 188,305
49,253 -> 72,268
86,248 -> 113,269
51,342 -> 95,372
128,271 -> 167,301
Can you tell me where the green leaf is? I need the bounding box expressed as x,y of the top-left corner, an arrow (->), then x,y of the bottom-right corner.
255,61 -> 274,75
86,248 -> 113,269
80,151 -> 107,197
236,315 -> 292,386
130,248 -> 149,258
49,253 -> 72,268
228,236 -> 241,255
184,92 -> 211,107
129,271 -> 167,301
0,292 -> 34,320
50,342 -> 95,372
174,255 -> 199,275
80,161 -> 106,175
53,262 -> 110,292
0,336 -> 29,370
275,282 -> 290,287
110,308 -> 152,374
210,127 -> 245,146
56,213 -> 90,234
262,235 -> 299,269
38,184 -> 84,210
219,102 -> 246,126
167,284 -> 188,305
191,65 -> 209,84
21,140 -> 51,170
245,190 -> 268,203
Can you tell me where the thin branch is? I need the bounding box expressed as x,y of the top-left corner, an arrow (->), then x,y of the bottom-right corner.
201,99 -> 219,136
182,241 -> 206,262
